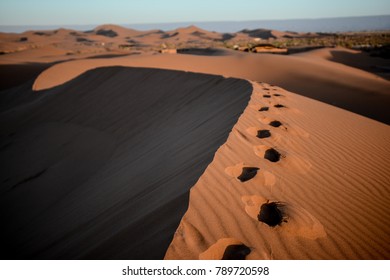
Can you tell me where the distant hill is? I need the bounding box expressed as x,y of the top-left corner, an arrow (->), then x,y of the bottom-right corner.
1,15 -> 389,33
1,22 -> 388,58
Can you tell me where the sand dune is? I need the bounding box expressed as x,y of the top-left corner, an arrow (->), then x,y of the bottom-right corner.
1,25 -> 389,260
91,24 -> 148,38
2,26 -> 388,124
33,48 -> 390,124
0,67 -> 251,259
294,47 -> 390,79
165,82 -> 390,259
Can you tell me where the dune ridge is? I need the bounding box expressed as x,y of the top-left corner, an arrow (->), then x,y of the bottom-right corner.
32,49 -> 390,124
165,81 -> 390,259
0,67 -> 252,259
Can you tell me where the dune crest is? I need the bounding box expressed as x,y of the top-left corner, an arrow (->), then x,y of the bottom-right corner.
165,81 -> 390,259
31,49 -> 390,124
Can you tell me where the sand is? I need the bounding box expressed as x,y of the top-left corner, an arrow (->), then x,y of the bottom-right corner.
0,67 -> 252,259
0,25 -> 389,260
165,81 -> 390,259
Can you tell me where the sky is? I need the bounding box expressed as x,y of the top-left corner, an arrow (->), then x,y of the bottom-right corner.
0,0 -> 389,26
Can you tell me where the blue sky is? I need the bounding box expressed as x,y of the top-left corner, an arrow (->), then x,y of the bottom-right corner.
0,0 -> 389,25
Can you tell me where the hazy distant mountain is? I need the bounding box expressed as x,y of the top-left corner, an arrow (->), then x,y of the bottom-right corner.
198,15 -> 390,33
128,15 -> 390,33
1,15 -> 389,33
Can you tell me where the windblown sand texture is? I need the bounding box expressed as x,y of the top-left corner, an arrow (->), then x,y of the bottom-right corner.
0,25 -> 389,259
165,82 -> 390,259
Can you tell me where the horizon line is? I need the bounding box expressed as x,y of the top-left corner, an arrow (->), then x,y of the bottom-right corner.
1,14 -> 389,28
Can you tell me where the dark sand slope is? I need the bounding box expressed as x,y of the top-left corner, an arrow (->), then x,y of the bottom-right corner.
0,63 -> 56,91
0,67 -> 252,259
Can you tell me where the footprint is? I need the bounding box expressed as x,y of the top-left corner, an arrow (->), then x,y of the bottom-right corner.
257,130 -> 271,139
264,148 -> 281,162
242,195 -> 268,220
269,120 -> 282,128
222,244 -> 252,260
253,145 -> 282,163
225,163 -> 259,182
258,201 -> 286,227
241,195 -> 326,239
225,163 -> 276,186
258,106 -> 269,112
238,167 -> 260,182
273,104 -> 286,108
246,127 -> 271,139
273,93 -> 283,97
199,238 -> 251,260
263,94 -> 271,98
258,118 -> 308,138
258,117 -> 286,130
